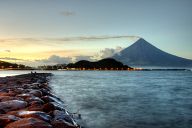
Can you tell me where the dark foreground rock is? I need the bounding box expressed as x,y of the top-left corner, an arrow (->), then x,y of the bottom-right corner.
0,73 -> 80,128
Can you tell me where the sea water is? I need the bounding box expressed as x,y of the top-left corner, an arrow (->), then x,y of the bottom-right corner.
0,70 -> 192,128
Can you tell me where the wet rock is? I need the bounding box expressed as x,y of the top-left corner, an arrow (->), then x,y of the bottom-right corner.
5,117 -> 53,128
0,109 -> 5,114
11,110 -> 51,122
27,103 -> 43,111
17,93 -> 32,99
0,92 -> 16,97
0,100 -> 27,112
26,96 -> 44,104
43,102 -> 56,113
7,110 -> 20,116
0,114 -> 21,127
53,110 -> 77,126
0,96 -> 23,102
29,90 -> 42,97
22,84 -> 40,90
51,120 -> 78,128
39,83 -> 49,89
47,102 -> 65,111
41,96 -> 64,105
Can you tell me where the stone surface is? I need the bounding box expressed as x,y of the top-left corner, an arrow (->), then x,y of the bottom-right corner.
0,114 -> 21,127
16,110 -> 51,122
0,96 -> 23,102
43,102 -> 56,113
26,96 -> 44,104
0,100 -> 27,112
5,117 -> 53,128
53,110 -> 77,126
17,93 -> 32,99
29,90 -> 42,97
51,120 -> 78,128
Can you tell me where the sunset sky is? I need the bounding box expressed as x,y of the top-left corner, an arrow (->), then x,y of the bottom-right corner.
0,0 -> 192,66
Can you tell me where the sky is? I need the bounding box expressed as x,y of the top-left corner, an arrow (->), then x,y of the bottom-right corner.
0,0 -> 192,66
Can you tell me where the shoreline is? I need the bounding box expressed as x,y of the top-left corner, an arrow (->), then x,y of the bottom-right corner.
0,68 -> 191,71
0,73 -> 80,128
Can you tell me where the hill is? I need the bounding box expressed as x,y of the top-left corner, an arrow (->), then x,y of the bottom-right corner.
0,60 -> 31,69
66,58 -> 132,70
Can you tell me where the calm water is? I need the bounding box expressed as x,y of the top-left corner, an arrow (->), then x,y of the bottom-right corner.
0,70 -> 192,128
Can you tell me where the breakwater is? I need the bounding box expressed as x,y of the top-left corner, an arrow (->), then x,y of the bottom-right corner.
0,73 -> 80,128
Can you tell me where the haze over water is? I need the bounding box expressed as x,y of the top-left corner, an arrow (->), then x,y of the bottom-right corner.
0,70 -> 192,128
49,71 -> 192,128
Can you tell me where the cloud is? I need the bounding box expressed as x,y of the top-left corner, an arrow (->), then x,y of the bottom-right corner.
46,35 -> 140,42
60,11 -> 76,16
93,46 -> 124,60
0,35 -> 140,44
0,57 -> 25,61
73,56 -> 94,62
36,55 -> 95,64
4,50 -> 11,53
0,49 -> 11,52
36,55 -> 72,65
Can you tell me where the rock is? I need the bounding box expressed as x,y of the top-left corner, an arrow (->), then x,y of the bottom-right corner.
29,90 -> 42,97
40,88 -> 51,96
0,100 -> 27,112
51,120 -> 78,128
53,110 -> 77,126
43,103 -> 56,113
23,84 -> 40,89
26,96 -> 44,104
0,96 -> 23,102
0,92 -> 16,97
41,96 -> 64,106
5,117 -> 53,128
0,109 -> 5,114
12,88 -> 25,94
0,114 -> 21,127
17,93 -> 32,99
12,110 -> 51,122
47,102 -> 65,111
27,101 -> 44,111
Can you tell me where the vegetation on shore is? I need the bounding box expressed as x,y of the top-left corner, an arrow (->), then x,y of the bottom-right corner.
0,60 -> 32,70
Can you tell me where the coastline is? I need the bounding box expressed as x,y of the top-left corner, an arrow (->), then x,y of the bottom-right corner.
0,73 -> 80,128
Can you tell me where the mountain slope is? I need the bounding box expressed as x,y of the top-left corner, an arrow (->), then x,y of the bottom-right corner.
0,60 -> 30,69
112,38 -> 192,67
67,58 -> 132,69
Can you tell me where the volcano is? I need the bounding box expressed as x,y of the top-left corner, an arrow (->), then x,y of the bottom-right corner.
112,38 -> 192,67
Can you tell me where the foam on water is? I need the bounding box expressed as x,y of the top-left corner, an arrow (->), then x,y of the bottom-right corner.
50,71 -> 192,128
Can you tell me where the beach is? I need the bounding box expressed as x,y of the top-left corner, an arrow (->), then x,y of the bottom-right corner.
0,73 -> 80,128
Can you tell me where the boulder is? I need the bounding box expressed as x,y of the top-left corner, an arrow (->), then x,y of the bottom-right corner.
5,117 -> 52,128
0,96 -> 23,102
0,114 -> 21,127
0,92 -> 16,97
26,96 -> 44,105
27,101 -> 43,111
42,96 -> 64,105
0,100 -> 27,112
11,110 -> 51,122
17,93 -> 32,99
52,110 -> 77,126
51,120 -> 78,128
43,102 -> 56,113
29,90 -> 42,97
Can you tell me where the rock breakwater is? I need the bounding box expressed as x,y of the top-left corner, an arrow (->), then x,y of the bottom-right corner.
0,73 -> 80,128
